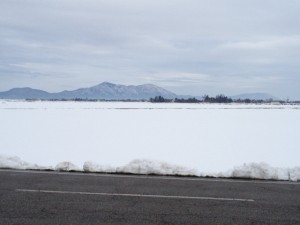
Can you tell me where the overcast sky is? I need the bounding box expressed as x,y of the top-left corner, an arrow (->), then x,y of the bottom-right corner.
1,0 -> 300,99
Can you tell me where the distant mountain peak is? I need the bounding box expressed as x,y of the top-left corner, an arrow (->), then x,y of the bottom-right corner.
99,82 -> 116,86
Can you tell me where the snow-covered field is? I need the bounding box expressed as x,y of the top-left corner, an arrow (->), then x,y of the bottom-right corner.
0,100 -> 299,181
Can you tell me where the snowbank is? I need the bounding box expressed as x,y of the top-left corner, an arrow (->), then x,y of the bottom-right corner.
289,167 -> 300,182
55,161 -> 81,171
117,159 -> 198,176
0,155 -> 51,170
83,159 -> 198,176
83,161 -> 117,173
1,155 -> 299,181
84,160 -> 300,181
0,156 -> 79,171
227,162 -> 300,181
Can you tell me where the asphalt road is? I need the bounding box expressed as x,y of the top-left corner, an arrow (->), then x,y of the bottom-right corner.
0,169 -> 299,225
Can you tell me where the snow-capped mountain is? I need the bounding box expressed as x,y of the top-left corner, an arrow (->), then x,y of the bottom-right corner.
0,82 -> 177,100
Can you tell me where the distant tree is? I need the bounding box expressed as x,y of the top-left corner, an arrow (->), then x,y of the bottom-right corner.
215,94 -> 232,103
150,96 -> 172,103
245,98 -> 251,103
174,97 -> 201,103
202,94 -> 232,103
203,95 -> 213,103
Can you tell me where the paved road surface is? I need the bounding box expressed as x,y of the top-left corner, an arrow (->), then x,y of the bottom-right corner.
0,169 -> 299,225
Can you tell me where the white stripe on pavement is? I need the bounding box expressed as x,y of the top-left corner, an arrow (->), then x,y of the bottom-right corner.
16,189 -> 255,202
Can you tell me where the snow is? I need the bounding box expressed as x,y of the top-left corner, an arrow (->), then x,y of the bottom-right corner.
0,155 -> 51,170
83,161 -> 116,173
118,159 -> 198,176
82,161 -> 300,181
228,162 -> 290,181
83,160 -> 197,176
0,100 -> 299,181
55,161 -> 81,172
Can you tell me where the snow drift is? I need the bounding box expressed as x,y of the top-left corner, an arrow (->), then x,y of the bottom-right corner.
228,162 -> 300,182
84,159 -> 198,176
83,161 -> 116,173
118,159 -> 198,176
0,155 -> 51,170
1,155 -> 299,181
55,161 -> 81,172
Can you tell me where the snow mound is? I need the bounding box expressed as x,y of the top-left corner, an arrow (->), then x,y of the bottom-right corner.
83,159 -> 198,176
229,162 -> 300,181
55,161 -> 81,171
0,155 -> 51,170
289,167 -> 300,182
83,161 -> 117,173
117,159 -> 198,176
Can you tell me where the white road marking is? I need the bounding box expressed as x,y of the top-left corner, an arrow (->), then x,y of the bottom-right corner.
1,169 -> 299,185
16,189 -> 255,202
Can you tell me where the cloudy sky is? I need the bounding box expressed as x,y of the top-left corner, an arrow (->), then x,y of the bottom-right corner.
1,0 -> 300,99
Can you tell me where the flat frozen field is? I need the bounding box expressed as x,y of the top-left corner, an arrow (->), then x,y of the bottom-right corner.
0,100 -> 299,180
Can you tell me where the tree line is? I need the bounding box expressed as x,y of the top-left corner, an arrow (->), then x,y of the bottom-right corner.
150,95 -> 233,103
150,95 -> 284,103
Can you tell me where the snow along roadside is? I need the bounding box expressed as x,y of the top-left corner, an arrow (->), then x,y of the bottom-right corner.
0,155 -> 299,182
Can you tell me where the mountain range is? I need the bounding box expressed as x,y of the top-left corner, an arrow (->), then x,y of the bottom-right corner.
0,82 -> 177,100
